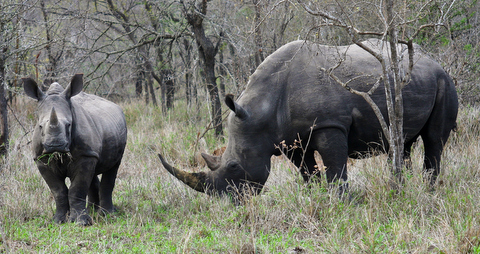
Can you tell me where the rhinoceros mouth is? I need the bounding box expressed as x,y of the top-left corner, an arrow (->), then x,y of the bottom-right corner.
43,144 -> 70,154
36,151 -> 73,165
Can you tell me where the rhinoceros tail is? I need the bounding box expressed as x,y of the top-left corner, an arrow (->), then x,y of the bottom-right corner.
157,153 -> 207,193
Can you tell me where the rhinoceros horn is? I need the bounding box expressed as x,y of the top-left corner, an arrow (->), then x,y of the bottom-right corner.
157,153 -> 207,193
201,153 -> 221,171
50,107 -> 59,126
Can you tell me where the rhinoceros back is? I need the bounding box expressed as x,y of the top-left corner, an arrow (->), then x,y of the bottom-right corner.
70,92 -> 127,170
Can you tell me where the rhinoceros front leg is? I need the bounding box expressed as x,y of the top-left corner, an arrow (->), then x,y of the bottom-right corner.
68,157 -> 98,226
289,149 -> 319,182
37,163 -> 69,224
313,128 -> 348,192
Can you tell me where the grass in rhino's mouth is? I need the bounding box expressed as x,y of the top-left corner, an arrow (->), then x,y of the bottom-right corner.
37,151 -> 73,165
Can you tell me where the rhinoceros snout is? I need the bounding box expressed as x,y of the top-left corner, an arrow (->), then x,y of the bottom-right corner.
43,143 -> 70,154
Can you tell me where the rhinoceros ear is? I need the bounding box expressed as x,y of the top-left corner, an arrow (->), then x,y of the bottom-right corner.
64,74 -> 83,99
225,94 -> 249,119
23,78 -> 45,101
201,153 -> 221,171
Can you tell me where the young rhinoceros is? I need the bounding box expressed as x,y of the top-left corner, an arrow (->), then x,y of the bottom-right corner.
23,74 -> 127,226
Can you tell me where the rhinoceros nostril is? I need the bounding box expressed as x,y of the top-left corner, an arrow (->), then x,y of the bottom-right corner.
43,143 -> 70,154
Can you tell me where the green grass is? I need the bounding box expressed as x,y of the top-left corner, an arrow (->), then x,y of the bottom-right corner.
1,98 -> 480,253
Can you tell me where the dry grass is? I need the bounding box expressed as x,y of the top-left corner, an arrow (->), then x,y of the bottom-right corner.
1,98 -> 480,253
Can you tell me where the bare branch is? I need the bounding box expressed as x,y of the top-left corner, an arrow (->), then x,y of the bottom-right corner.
321,66 -> 391,142
300,2 -> 346,26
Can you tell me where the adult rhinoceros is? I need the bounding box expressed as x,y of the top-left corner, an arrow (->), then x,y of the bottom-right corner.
158,39 -> 458,199
23,74 -> 127,226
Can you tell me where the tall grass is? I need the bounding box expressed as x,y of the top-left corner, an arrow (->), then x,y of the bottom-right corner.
1,98 -> 479,253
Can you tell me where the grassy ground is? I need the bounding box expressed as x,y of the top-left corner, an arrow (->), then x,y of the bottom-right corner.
1,98 -> 479,253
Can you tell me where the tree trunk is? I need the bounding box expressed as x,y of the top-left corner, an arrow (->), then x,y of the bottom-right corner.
186,71 -> 194,105
144,73 -> 150,105
386,0 -> 405,180
253,0 -> 265,68
274,1 -> 293,50
40,0 -> 59,90
205,61 -> 222,136
149,72 -> 165,113
217,47 -> 226,99
184,0 -> 223,136
135,69 -> 144,97
182,39 -> 195,105
146,66 -> 157,107
0,47 -> 8,156
162,69 -> 175,110
138,46 -> 157,107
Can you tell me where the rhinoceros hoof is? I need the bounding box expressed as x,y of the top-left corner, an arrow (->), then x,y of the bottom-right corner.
103,206 -> 117,214
95,205 -> 116,216
53,214 -> 67,224
69,212 -> 93,226
87,203 -> 101,213
74,214 -> 93,226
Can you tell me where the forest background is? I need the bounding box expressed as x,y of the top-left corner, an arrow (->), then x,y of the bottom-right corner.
1,0 -> 480,253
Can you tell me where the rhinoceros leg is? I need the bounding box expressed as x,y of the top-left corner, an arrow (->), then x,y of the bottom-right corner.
312,128 -> 348,184
419,78 -> 457,186
403,137 -> 418,171
98,160 -> 120,214
421,134 -> 444,186
290,149 -> 319,182
68,157 -> 97,226
37,163 -> 69,224
87,176 -> 100,212
420,111 -> 454,185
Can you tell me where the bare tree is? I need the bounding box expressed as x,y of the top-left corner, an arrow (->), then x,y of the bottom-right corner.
0,0 -> 30,156
7,0 -> 469,148
179,38 -> 196,105
105,0 -> 158,106
39,0 -> 62,89
300,0 -> 455,183
252,0 -> 265,68
145,0 -> 179,111
273,0 -> 295,49
181,0 -> 223,136
0,44 -> 8,156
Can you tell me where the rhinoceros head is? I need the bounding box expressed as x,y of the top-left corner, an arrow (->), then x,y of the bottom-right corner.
23,74 -> 83,157
159,94 -> 273,200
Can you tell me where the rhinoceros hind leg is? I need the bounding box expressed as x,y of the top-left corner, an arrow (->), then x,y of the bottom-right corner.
87,176 -> 100,212
420,114 -> 454,186
99,161 -> 121,214
421,134 -> 444,186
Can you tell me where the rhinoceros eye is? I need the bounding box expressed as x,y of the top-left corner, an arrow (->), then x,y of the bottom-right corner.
39,124 -> 44,136
65,123 -> 71,135
226,161 -> 243,172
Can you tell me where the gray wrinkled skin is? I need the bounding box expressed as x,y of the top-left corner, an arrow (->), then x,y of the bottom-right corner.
23,74 -> 127,226
160,39 -> 458,201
